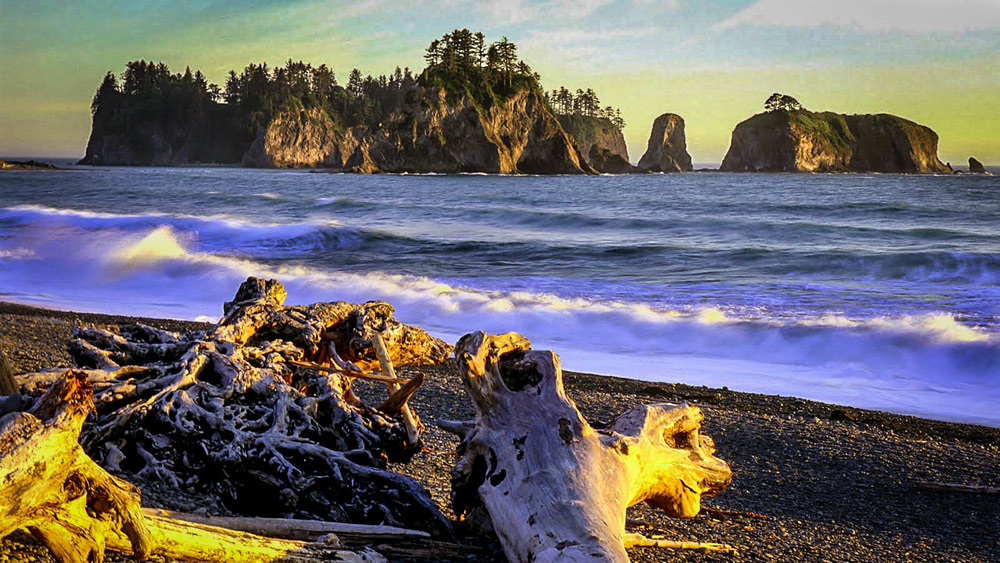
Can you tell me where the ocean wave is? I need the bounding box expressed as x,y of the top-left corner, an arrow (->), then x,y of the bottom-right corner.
0,205 -> 361,256
2,217 -> 998,424
4,205 -> 998,286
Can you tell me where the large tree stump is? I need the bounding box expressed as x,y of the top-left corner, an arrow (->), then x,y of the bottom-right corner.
16,277 -> 454,537
441,332 -> 732,562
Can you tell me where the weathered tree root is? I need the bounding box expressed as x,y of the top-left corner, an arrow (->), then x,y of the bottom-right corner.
17,277 -> 454,537
440,331 -> 733,562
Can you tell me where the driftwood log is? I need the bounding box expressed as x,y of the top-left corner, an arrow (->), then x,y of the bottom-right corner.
0,371 -> 388,562
441,332 -> 733,562
15,277 -> 453,537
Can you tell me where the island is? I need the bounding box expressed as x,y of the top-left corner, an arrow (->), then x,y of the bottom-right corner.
79,30 -> 637,175
720,93 -> 951,173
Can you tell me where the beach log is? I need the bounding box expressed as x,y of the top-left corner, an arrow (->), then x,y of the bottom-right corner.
143,508 -> 431,543
20,277 -> 454,538
443,331 -> 733,562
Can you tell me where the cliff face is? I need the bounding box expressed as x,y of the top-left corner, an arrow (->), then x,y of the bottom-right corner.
79,103 -> 246,166
241,108 -> 362,168
81,85 -> 595,174
720,110 -> 950,173
557,114 -> 629,172
345,88 -> 594,174
637,114 -> 693,172
81,103 -> 361,168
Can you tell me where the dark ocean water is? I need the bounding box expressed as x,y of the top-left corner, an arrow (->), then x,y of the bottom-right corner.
1,166 -> 998,424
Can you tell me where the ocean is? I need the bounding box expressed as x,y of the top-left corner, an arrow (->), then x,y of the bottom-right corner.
1,166 -> 998,425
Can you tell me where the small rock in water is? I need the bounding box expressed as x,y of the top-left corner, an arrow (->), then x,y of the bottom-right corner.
969,156 -> 988,174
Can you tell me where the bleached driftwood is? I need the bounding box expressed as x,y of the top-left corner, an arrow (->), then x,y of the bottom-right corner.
0,371 -> 383,563
914,481 -> 1000,495
370,329 -> 423,446
144,507 -> 431,543
441,331 -> 733,562
144,509 -> 488,559
17,277 -> 453,537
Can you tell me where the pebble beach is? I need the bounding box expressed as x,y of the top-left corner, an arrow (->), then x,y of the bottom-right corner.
1,301 -> 998,562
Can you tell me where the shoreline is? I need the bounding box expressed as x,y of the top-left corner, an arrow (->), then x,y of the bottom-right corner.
9,161 -> 999,175
3,298 -> 997,432
1,300 -> 999,561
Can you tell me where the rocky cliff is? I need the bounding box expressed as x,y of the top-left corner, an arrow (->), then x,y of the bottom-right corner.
81,85 -> 595,174
637,113 -> 693,172
79,103 -> 247,166
557,114 -> 631,173
241,108 -> 363,168
80,102 -> 361,169
344,87 -> 594,174
720,110 -> 950,173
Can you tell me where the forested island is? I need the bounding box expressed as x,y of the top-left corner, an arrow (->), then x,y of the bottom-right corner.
721,94 -> 952,173
80,30 -> 657,174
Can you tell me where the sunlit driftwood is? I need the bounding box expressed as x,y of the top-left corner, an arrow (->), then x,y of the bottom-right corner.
441,331 -> 733,562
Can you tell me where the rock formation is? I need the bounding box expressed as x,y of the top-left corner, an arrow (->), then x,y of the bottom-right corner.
589,146 -> 637,174
82,85 -> 596,174
557,114 -> 633,173
969,157 -> 987,174
241,108 -> 363,168
345,88 -> 594,175
78,102 -> 248,167
637,113 -> 693,172
0,160 -> 58,170
720,110 -> 950,173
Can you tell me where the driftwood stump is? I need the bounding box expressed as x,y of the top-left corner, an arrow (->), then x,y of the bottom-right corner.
441,332 -> 732,562
16,277 -> 453,537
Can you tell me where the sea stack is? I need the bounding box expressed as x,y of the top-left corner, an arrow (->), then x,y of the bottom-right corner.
637,113 -> 693,172
720,109 -> 950,173
969,157 -> 987,174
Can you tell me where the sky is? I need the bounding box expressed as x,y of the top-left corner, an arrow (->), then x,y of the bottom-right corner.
1,0 -> 999,164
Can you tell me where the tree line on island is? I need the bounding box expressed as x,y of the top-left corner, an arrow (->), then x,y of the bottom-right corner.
88,28 -> 625,154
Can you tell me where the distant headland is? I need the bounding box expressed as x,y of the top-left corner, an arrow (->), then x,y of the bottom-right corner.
80,30 -> 666,175
81,32 -> 975,175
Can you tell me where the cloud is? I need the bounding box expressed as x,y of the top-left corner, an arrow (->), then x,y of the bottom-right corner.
338,0 -> 388,19
484,0 -> 613,24
716,0 -> 1000,32
529,26 -> 658,45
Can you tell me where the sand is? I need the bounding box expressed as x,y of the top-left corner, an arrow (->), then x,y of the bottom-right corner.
1,301 -> 998,562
